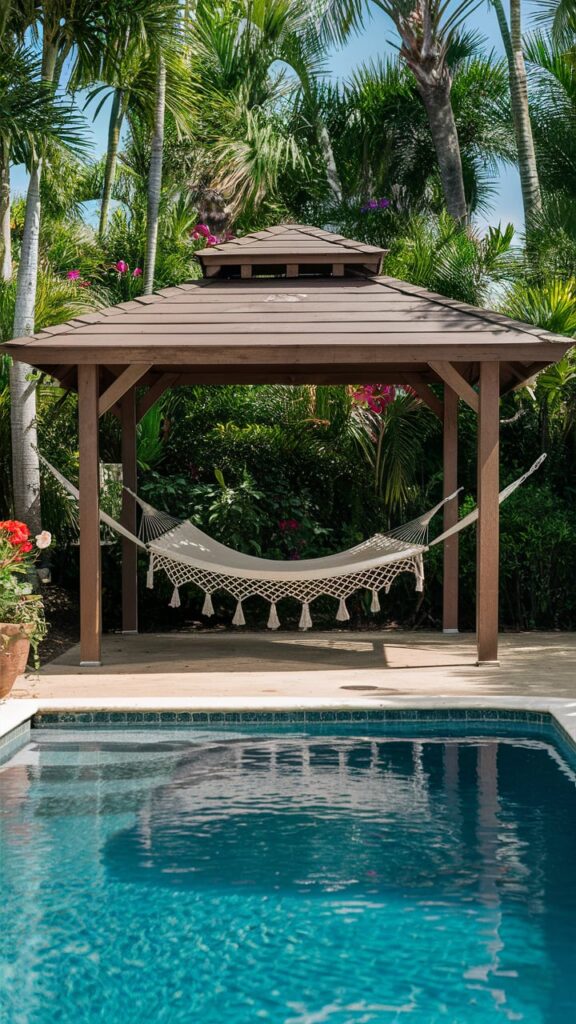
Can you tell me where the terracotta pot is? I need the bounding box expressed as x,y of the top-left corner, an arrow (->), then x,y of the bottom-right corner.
0,623 -> 33,699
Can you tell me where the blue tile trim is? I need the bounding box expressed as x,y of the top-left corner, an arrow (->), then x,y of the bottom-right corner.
31,708 -> 552,727
0,719 -> 31,765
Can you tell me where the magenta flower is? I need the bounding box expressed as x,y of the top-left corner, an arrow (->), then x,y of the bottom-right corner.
66,269 -> 80,281
115,260 -> 128,273
133,267 -> 142,277
193,223 -> 211,238
206,234 -> 218,246
352,383 -> 396,414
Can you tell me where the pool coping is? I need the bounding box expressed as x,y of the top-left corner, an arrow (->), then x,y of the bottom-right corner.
2,695 -> 576,765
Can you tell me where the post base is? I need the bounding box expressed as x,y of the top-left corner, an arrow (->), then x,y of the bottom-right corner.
443,628 -> 459,635
121,630 -> 138,635
476,660 -> 500,667
80,660 -> 102,667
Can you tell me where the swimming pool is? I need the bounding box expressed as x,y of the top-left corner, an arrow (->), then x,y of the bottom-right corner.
2,719 -> 576,1023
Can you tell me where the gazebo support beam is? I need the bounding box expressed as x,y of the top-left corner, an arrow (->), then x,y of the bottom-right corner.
428,361 -> 479,413
477,361 -> 500,664
78,364 -> 102,665
121,387 -> 138,634
98,363 -> 152,417
137,373 -> 179,423
442,385 -> 459,633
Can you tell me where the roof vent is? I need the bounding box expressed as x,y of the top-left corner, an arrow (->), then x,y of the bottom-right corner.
196,223 -> 386,280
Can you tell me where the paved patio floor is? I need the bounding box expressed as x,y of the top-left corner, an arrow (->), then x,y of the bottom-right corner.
12,630 -> 576,701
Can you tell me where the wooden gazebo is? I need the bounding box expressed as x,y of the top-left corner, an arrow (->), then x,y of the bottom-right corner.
2,224 -> 570,667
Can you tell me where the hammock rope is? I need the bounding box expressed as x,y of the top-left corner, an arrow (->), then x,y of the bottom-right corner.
40,454 -> 546,629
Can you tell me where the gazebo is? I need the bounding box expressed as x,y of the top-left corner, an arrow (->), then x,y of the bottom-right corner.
2,224 -> 570,668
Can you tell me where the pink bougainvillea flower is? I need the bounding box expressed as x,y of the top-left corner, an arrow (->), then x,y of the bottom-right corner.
66,269 -> 80,280
115,260 -> 128,273
35,531 -> 52,550
287,519 -> 299,531
192,224 -> 211,238
191,231 -> 201,240
206,234 -> 218,246
132,267 -> 142,277
352,383 -> 396,414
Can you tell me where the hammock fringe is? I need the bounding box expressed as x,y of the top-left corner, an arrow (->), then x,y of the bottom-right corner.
232,600 -> 246,626
299,601 -> 312,630
169,586 -> 180,608
146,554 -> 154,589
336,597 -> 350,622
202,592 -> 214,617
267,602 -> 280,630
370,589 -> 380,613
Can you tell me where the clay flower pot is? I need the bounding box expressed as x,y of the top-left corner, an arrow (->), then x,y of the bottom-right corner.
0,623 -> 33,699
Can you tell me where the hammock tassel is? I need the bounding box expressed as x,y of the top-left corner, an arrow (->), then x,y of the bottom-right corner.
146,553 -> 154,589
267,602 -> 280,630
169,586 -> 181,609
385,583 -> 391,594
415,555 -> 424,592
232,599 -> 246,626
336,598 -> 350,622
299,601 -> 312,630
370,589 -> 380,613
202,592 -> 214,617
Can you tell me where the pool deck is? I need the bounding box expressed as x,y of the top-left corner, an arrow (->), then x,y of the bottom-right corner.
9,630 -> 576,701
3,630 -> 576,751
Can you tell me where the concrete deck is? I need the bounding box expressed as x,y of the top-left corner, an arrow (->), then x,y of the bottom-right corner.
11,630 -> 576,701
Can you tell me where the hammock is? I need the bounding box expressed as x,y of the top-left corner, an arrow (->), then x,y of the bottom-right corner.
41,455 -> 546,630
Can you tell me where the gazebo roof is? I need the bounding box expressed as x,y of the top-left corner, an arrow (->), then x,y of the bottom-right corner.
1,222 -> 569,393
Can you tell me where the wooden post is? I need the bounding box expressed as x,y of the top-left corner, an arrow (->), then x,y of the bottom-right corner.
477,361 -> 500,664
121,387 -> 138,633
443,385 -> 459,633
78,364 -> 102,665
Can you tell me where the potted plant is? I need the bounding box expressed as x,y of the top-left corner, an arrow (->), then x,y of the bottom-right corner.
0,520 -> 51,698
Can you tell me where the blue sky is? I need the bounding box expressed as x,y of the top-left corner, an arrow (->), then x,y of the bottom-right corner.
11,1 -> 526,235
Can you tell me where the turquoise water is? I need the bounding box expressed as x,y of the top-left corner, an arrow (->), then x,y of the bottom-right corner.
1,726 -> 576,1023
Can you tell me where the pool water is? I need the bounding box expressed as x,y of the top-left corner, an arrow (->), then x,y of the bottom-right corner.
1,727 -> 576,1023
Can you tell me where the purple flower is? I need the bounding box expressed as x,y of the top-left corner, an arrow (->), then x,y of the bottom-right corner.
132,267 -> 142,277
115,260 -> 128,273
368,199 -> 378,210
66,269 -> 80,280
378,197 -> 390,209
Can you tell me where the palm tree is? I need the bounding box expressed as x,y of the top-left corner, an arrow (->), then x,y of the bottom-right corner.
490,0 -> 542,228
320,0 -> 480,222
143,57 -> 166,294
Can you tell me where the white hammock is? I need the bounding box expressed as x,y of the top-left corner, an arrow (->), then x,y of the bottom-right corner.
41,454 -> 546,630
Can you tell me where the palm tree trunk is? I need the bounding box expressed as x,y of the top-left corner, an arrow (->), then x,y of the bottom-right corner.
509,0 -> 542,227
99,88 -> 125,238
10,157 -> 42,532
143,59 -> 166,295
418,78 -> 468,223
317,120 -> 342,205
8,31 -> 59,532
0,138 -> 11,281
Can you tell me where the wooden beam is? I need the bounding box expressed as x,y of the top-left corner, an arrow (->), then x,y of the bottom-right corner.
443,385 -> 459,633
121,388 -> 138,634
98,363 -> 152,417
78,364 -> 102,665
476,361 -> 500,664
240,264 -> 252,279
136,373 -> 179,422
428,361 -> 479,413
286,264 -> 299,278
410,380 -> 443,421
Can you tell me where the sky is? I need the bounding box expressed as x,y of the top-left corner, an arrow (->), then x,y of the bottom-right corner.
10,1 -> 527,236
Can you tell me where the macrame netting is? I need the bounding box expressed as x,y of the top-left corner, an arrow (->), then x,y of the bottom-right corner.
40,454 -> 546,630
